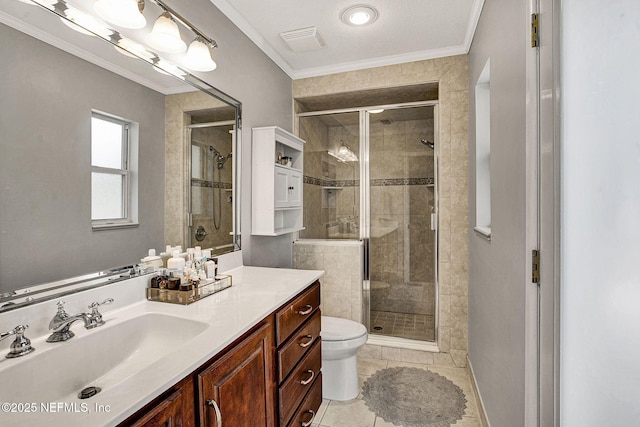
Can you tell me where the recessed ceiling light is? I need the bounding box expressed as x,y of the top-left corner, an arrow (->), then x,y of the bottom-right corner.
341,5 -> 379,26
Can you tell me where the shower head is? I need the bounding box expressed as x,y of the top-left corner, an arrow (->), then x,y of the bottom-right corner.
421,139 -> 435,149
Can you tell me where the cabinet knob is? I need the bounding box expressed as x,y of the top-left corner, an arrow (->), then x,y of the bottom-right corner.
301,409 -> 315,427
288,186 -> 294,191
206,399 -> 222,426
300,369 -> 315,386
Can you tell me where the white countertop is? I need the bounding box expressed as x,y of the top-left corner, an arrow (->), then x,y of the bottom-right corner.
0,266 -> 323,426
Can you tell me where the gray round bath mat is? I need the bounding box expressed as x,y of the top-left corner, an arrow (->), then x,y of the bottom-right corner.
362,367 -> 467,427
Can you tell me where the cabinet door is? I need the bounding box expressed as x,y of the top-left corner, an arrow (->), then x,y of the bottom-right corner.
129,388 -> 188,427
198,322 -> 275,427
288,170 -> 302,207
274,168 -> 290,208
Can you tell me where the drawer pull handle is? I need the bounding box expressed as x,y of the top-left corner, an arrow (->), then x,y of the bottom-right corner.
301,409 -> 315,427
299,334 -> 314,348
297,305 -> 313,315
206,399 -> 222,427
300,369 -> 315,385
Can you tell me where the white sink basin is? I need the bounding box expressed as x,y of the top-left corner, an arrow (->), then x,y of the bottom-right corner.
0,312 -> 208,402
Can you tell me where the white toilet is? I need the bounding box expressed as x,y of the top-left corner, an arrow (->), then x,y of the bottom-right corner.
321,316 -> 368,401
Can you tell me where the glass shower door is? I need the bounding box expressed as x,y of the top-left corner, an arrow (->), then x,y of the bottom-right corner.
298,112 -> 361,240
366,106 -> 437,342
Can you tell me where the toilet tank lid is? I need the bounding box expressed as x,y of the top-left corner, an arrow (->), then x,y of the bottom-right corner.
321,316 -> 367,341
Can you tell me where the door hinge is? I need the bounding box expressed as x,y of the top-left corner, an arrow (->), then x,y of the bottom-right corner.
532,249 -> 540,284
531,13 -> 540,47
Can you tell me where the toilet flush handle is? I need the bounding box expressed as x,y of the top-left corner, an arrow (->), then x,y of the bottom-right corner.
297,304 -> 313,315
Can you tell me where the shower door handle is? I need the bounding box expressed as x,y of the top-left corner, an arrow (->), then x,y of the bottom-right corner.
430,212 -> 437,231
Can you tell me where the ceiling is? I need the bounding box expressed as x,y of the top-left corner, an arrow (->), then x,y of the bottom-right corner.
210,0 -> 484,79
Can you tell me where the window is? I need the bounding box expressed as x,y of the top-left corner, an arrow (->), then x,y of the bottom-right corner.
91,112 -> 138,228
474,59 -> 491,238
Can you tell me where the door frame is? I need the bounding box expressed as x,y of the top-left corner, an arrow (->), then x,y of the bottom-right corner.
524,0 -> 561,425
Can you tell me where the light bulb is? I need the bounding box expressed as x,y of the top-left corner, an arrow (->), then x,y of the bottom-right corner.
94,0 -> 146,29
146,12 -> 186,53
62,7 -> 112,38
184,38 -> 217,72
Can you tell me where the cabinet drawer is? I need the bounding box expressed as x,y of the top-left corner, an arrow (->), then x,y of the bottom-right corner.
277,310 -> 321,383
279,340 -> 322,426
276,282 -> 320,346
286,373 -> 322,427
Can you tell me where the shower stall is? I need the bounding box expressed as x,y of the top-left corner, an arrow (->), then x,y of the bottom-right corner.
298,103 -> 438,343
188,120 -> 235,250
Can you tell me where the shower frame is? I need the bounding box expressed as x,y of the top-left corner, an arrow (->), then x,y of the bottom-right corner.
296,100 -> 440,350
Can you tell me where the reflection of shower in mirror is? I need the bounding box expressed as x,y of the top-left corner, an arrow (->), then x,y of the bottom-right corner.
420,139 -> 435,149
208,145 -> 232,169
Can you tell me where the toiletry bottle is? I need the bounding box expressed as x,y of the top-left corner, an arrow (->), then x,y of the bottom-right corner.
159,245 -> 173,267
167,250 -> 186,275
205,257 -> 218,279
141,249 -> 163,271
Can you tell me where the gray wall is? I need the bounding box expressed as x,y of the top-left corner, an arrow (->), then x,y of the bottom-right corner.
0,23 -> 165,291
171,0 -> 294,268
467,1 -> 528,426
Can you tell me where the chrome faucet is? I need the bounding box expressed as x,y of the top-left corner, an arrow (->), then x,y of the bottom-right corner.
0,324 -> 35,358
47,299 -> 114,342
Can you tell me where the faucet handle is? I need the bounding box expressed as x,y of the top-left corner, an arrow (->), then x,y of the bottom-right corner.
0,325 -> 35,358
56,300 -> 67,313
86,298 -> 114,329
88,298 -> 114,312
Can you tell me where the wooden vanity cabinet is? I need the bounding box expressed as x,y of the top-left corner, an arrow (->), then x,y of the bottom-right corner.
197,320 -> 276,427
275,282 -> 322,426
121,281 -> 321,427
126,377 -> 195,427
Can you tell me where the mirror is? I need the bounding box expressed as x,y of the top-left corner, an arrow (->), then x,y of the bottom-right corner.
0,0 -> 241,307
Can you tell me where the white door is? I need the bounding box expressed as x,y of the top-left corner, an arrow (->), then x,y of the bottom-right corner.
274,168 -> 289,208
288,170 -> 303,207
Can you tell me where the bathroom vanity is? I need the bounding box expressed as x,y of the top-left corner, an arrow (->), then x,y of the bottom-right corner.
0,265 -> 323,427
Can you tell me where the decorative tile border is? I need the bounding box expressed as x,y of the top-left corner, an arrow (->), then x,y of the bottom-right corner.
304,176 -> 434,187
191,179 -> 232,189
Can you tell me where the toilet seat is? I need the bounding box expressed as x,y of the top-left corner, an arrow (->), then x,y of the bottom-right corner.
321,316 -> 367,342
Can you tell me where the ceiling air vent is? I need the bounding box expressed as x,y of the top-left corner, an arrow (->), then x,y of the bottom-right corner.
280,26 -> 325,52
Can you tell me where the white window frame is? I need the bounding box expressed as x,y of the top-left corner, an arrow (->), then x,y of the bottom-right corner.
474,59 -> 492,239
91,111 -> 139,229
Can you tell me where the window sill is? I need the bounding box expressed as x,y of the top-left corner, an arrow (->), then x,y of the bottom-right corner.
92,222 -> 139,231
474,226 -> 491,240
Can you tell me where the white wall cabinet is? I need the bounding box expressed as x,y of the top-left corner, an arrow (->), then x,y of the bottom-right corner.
252,126 -> 305,236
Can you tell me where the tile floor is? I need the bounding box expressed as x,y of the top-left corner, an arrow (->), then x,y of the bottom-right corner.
311,357 -> 482,427
370,311 -> 435,341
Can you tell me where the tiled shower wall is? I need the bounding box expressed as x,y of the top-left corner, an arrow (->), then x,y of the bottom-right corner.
293,55 -> 469,367
293,240 -> 363,323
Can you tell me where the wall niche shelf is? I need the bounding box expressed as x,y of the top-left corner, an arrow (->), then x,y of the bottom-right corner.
252,126 -> 305,236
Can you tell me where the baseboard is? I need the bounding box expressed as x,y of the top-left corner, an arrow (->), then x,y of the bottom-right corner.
466,355 -> 491,427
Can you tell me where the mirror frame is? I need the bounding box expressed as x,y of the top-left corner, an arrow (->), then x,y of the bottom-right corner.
0,0 -> 242,312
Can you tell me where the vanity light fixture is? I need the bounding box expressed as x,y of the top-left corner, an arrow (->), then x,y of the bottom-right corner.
153,58 -> 187,79
115,37 -> 154,61
146,11 -> 187,53
184,37 -> 217,72
62,6 -> 112,38
340,5 -> 379,26
29,0 -> 59,11
94,0 -> 146,29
